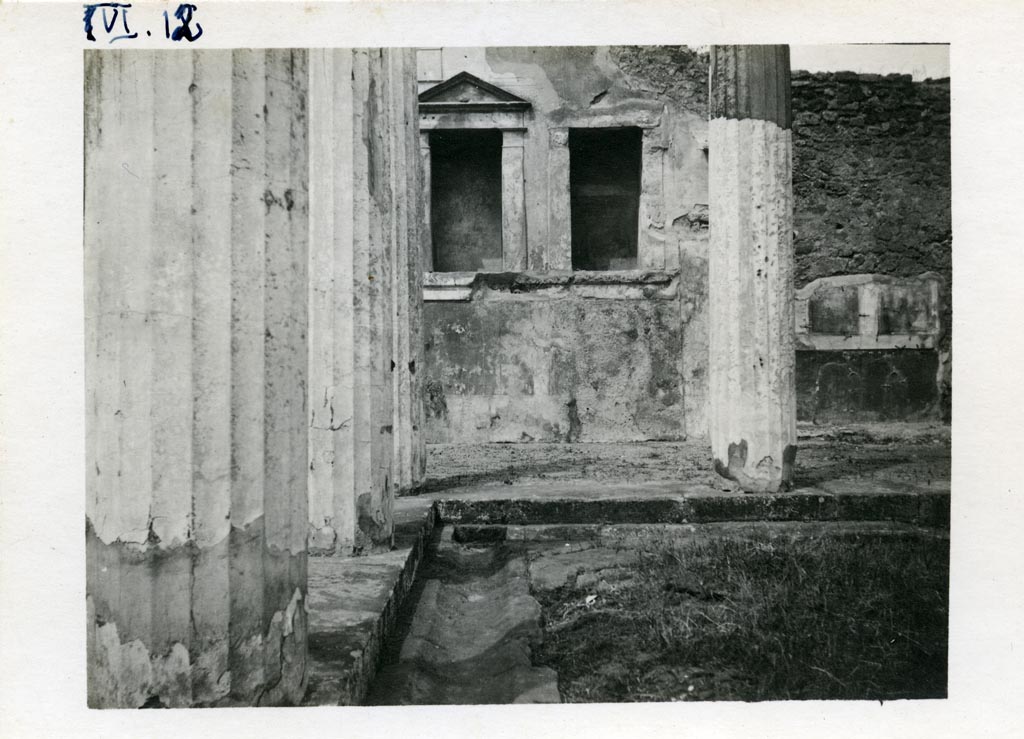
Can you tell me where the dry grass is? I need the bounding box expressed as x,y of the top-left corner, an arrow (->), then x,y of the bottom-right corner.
533,533 -> 948,702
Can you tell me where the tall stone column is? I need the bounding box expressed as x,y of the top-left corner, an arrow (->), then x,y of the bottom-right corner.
409,92 -> 428,485
85,49 -> 309,707
708,45 -> 797,493
307,48 -> 425,556
387,47 -> 427,495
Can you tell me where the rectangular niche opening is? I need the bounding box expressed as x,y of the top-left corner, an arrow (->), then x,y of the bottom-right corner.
569,127 -> 642,271
430,129 -> 503,272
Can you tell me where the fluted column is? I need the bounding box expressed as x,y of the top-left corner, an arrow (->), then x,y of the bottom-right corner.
409,72 -> 428,485
390,48 -> 427,491
85,49 -> 309,707
708,45 -> 797,492
307,48 -> 425,556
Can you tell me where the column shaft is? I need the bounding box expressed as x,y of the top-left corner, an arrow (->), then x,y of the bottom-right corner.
85,49 -> 309,708
408,64 -> 428,484
307,48 -> 425,555
708,45 -> 797,493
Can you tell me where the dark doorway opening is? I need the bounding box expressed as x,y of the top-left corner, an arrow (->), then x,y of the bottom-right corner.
430,129 -> 503,272
569,127 -> 642,271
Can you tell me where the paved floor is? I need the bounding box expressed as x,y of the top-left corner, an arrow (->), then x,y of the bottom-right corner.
421,421 -> 950,495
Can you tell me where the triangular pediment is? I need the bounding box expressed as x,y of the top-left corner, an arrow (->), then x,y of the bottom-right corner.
419,72 -> 531,112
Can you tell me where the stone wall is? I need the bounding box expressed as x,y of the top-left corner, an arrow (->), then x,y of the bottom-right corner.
791,71 -> 951,420
420,47 -> 710,441
792,72 -> 951,286
423,272 -> 686,443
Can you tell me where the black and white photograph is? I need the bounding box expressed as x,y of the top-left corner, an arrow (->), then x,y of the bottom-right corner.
2,2 -> 1022,736
82,42 -> 951,708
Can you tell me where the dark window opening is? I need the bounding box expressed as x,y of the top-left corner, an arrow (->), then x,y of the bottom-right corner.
430,129 -> 503,272
570,127 -> 642,271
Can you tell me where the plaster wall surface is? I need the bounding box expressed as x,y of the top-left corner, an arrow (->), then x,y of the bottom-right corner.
85,49 -> 309,707
422,47 -> 711,441
423,274 -> 686,443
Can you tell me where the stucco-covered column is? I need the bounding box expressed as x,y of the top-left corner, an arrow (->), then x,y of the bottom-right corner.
85,49 -> 309,707
387,47 -> 427,494
708,45 -> 797,493
502,130 -> 528,270
307,48 -> 424,555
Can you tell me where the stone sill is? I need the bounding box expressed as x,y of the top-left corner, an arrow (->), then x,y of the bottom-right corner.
422,270 -> 679,302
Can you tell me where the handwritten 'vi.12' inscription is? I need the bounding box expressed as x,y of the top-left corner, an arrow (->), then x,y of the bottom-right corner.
83,3 -> 203,44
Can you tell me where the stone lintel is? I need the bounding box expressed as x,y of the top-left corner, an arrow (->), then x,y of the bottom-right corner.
419,110 -> 526,130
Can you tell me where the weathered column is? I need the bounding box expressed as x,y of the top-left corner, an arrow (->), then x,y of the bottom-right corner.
410,131 -> 429,483
387,48 -> 426,495
308,48 -> 356,554
366,48 -> 396,549
307,48 -> 425,555
502,130 -> 528,271
85,49 -> 309,707
708,45 -> 797,492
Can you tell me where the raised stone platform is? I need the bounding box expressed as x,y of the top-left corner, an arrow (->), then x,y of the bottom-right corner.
426,480 -> 949,529
303,499 -> 436,706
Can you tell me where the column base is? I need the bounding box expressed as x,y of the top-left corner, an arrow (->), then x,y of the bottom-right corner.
713,439 -> 797,493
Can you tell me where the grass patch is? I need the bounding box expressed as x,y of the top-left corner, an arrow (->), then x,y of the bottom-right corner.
532,533 -> 948,702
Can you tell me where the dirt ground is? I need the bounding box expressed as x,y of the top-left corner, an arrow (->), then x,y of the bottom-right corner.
421,422 -> 950,493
